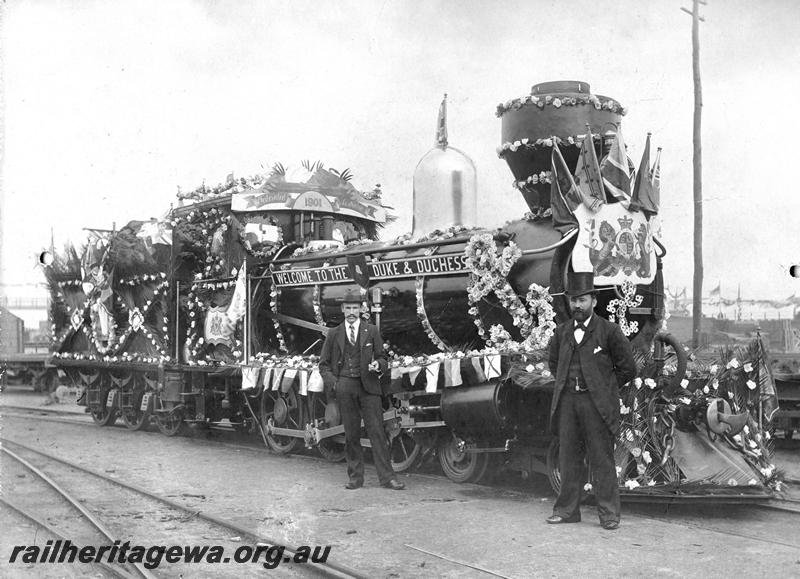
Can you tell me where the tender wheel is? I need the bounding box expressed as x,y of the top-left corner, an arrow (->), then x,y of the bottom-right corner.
156,408 -> 186,436
121,407 -> 149,431
120,388 -> 149,431
90,389 -> 118,427
261,388 -> 302,454
437,434 -> 490,483
389,430 -> 422,472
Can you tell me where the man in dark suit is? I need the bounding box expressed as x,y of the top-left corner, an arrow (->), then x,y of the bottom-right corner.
546,272 -> 636,530
318,289 -> 405,490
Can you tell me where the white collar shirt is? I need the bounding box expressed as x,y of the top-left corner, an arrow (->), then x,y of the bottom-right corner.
573,314 -> 592,344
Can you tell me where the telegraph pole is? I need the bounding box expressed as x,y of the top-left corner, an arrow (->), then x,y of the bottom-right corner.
681,0 -> 705,348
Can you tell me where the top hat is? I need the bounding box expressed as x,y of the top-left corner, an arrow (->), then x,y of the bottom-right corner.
565,271 -> 596,297
339,288 -> 363,304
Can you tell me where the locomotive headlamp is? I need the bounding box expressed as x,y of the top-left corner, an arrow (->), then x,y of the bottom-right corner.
39,251 -> 54,266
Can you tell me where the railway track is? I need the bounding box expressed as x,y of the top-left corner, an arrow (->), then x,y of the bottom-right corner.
1,437 -> 366,579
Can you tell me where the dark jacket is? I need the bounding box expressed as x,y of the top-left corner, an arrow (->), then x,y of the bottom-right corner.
547,314 -> 636,436
318,321 -> 388,395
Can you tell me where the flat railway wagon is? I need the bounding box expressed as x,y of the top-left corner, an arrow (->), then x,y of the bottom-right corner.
44,80 -> 780,501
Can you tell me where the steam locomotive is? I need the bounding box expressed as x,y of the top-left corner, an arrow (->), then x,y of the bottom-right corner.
43,81 -> 779,499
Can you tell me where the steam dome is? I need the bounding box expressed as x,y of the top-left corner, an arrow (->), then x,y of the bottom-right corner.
412,95 -> 477,235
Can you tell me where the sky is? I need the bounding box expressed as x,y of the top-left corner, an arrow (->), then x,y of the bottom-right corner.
2,0 -> 800,326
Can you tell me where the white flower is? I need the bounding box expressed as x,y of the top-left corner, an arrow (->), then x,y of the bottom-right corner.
726,358 -> 740,369
647,480 -> 656,486
748,479 -> 758,486
525,364 -> 535,372
747,380 -> 757,390
553,98 -> 562,108
583,483 -> 593,492
616,466 -> 623,476
679,397 -> 692,405
765,430 -> 772,440
743,363 -> 753,373
642,450 -> 652,464
631,447 -> 642,458
680,378 -> 689,389
710,364 -> 719,374
637,463 -> 647,475
748,439 -> 758,449
644,378 -> 656,389
727,478 -> 739,486
743,425 -> 750,435
624,479 -> 640,490
712,380 -> 719,390
634,377 -> 643,389
620,404 -> 631,415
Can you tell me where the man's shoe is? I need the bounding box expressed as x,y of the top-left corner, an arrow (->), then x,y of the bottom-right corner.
381,479 -> 405,490
546,514 -> 581,524
344,480 -> 363,490
601,520 -> 619,530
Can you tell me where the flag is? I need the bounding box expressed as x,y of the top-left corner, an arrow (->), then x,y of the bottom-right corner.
574,130 -> 606,211
709,283 -> 721,297
631,133 -> 659,216
346,254 -> 370,289
549,144 -> 580,235
227,263 -> 247,324
650,147 -> 662,213
436,94 -> 448,148
600,128 -> 632,208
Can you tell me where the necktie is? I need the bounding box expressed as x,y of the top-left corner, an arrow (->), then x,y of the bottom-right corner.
349,324 -> 356,345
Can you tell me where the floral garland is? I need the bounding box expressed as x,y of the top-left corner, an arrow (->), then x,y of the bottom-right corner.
270,286 -> 288,353
496,133 -> 601,158
50,282 -> 89,350
112,279 -> 171,361
415,277 -> 449,352
172,207 -> 236,278
312,284 -> 325,327
607,280 -> 643,337
495,93 -> 626,118
240,217 -> 284,259
513,171 -> 552,191
390,225 -> 475,247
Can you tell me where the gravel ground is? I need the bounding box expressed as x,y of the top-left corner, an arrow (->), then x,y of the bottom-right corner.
3,387 -> 800,578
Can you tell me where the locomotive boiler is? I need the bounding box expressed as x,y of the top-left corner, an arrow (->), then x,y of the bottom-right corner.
43,80 -> 780,499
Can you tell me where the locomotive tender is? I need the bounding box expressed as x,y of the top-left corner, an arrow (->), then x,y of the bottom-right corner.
44,81 -> 780,499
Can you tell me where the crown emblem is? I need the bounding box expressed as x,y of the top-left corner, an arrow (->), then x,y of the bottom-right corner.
617,215 -> 634,230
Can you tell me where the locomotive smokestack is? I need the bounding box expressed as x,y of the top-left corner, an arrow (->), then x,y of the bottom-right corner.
412,94 -> 477,235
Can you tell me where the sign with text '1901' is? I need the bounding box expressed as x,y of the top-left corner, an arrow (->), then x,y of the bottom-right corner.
271,254 -> 470,287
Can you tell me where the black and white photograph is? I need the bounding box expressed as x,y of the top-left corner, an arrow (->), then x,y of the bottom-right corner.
2,1 -> 800,577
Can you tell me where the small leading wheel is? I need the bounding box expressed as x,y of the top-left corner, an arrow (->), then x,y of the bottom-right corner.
546,438 -> 594,498
261,388 -> 302,454
156,408 -> 186,437
91,389 -> 118,427
389,430 -> 422,472
437,434 -> 490,483
309,392 -> 346,462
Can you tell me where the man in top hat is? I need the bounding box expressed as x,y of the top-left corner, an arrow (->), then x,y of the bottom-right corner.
318,289 -> 405,490
546,271 -> 635,530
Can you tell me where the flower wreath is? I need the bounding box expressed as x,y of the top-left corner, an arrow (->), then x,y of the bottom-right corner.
464,233 -> 556,352
240,216 -> 283,259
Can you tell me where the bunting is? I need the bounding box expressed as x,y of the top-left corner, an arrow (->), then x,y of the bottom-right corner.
600,128 -> 632,207
574,130 -> 606,211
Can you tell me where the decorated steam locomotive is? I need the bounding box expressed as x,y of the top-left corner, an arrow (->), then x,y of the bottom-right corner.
43,81 -> 781,499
